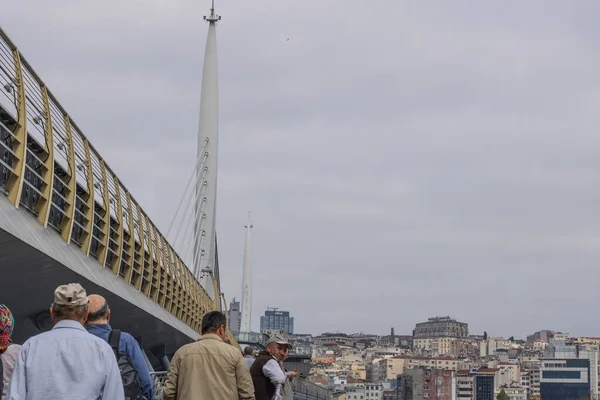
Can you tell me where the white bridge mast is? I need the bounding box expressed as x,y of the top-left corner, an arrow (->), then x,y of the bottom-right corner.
240,213 -> 253,333
193,0 -> 222,295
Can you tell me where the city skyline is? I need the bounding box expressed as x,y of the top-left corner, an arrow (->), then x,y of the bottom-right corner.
3,1 -> 599,337
239,307 -> 588,341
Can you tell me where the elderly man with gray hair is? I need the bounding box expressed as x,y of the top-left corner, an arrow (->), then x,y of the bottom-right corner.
6,283 -> 124,400
250,335 -> 293,400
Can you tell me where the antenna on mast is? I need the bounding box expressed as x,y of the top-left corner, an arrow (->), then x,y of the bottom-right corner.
245,212 -> 253,229
203,0 -> 221,22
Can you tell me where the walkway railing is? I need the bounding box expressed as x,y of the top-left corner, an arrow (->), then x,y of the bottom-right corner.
236,331 -> 269,347
150,372 -> 331,400
151,372 -> 168,399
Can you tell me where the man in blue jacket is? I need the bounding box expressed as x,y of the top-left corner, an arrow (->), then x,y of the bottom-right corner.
86,294 -> 155,400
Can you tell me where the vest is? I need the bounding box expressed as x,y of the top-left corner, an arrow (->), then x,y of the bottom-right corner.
250,351 -> 279,400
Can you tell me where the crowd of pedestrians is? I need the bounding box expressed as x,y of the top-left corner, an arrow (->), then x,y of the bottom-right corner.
163,312 -> 298,400
0,283 -> 155,400
1,282 -> 298,400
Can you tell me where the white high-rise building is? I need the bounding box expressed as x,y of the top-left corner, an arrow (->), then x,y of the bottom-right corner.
240,214 -> 253,332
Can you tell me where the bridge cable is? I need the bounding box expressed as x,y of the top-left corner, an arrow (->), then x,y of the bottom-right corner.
178,192 -> 197,263
172,185 -> 195,250
166,138 -> 210,239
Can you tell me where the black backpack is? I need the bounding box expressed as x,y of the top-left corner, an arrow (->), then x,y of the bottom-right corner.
108,330 -> 145,400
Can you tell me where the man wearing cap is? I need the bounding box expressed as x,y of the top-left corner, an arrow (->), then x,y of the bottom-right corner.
250,335 -> 292,400
6,283 -> 124,400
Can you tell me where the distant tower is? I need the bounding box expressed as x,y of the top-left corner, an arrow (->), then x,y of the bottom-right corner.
193,0 -> 222,292
240,213 -> 253,333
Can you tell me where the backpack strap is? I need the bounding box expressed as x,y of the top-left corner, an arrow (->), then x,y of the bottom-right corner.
108,329 -> 121,356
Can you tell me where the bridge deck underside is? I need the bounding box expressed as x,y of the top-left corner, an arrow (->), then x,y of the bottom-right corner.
0,195 -> 198,365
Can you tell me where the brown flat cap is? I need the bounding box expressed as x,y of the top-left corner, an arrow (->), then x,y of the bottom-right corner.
53,283 -> 88,306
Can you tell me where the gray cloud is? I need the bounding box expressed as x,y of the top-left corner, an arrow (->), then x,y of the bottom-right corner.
3,0 -> 600,338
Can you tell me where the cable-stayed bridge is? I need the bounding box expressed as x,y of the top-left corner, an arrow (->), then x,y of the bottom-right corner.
0,23 -> 224,367
0,3 -> 228,370
0,4 -> 330,399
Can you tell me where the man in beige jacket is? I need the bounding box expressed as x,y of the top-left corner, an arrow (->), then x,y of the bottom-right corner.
163,311 -> 254,400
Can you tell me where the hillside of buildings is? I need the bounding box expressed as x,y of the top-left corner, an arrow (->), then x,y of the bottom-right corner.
248,311 -> 600,400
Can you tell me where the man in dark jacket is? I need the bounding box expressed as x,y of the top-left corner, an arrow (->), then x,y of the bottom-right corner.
250,335 -> 291,400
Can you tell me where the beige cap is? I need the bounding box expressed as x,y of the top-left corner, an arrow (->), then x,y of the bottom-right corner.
267,334 -> 292,349
53,283 -> 89,306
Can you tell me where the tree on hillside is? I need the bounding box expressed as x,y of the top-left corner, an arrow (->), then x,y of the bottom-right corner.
496,389 -> 510,400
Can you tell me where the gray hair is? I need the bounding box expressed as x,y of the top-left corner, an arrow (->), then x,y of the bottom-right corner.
51,303 -> 89,321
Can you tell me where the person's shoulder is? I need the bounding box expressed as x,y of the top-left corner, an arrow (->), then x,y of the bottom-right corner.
85,332 -> 116,354
173,341 -> 197,355
84,330 -> 111,343
21,329 -> 51,347
263,357 -> 278,366
119,330 -> 138,344
2,343 -> 22,360
6,343 -> 22,353
178,337 -> 232,356
212,343 -> 245,367
219,342 -> 244,358
119,331 -> 143,352
169,341 -> 200,362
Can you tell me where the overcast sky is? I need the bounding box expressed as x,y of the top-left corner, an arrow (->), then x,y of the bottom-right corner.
3,1 -> 600,338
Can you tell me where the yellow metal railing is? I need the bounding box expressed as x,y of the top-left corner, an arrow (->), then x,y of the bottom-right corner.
0,26 -> 224,336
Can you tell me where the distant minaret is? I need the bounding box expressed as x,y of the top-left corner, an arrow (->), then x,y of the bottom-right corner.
240,213 -> 253,333
193,0 -> 222,289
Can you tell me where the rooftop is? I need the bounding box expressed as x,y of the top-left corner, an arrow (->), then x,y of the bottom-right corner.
392,355 -> 457,361
477,368 -> 500,374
